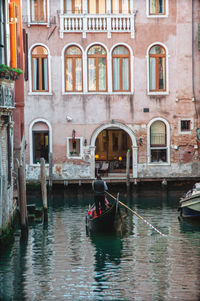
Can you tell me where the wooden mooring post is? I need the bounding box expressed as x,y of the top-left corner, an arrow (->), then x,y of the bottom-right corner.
40,158 -> 48,222
18,165 -> 28,238
48,152 -> 53,188
126,149 -> 130,188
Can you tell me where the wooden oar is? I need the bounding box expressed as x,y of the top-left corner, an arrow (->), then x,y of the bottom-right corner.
106,191 -> 167,237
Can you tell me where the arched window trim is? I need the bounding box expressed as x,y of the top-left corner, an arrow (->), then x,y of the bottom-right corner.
147,118 -> 170,165
147,42 -> 169,96
62,42 -> 134,95
146,0 -> 169,18
112,45 -> 130,92
29,118 -> 52,165
87,44 -> 107,92
64,45 -> 83,92
28,43 -> 52,95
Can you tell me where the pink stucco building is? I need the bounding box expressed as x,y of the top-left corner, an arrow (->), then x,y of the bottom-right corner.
22,0 -> 200,183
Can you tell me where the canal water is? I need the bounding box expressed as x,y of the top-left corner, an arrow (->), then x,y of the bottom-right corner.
0,183 -> 200,301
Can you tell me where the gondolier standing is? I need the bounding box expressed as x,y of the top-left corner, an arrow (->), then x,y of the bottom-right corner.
92,174 -> 108,216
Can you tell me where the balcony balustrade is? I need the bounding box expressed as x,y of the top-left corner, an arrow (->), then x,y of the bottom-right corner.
59,13 -> 135,39
0,79 -> 15,109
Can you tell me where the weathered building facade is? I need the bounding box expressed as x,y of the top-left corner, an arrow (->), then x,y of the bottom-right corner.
22,0 -> 200,182
0,0 -> 24,237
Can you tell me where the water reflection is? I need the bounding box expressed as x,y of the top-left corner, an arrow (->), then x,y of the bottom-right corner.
0,184 -> 200,300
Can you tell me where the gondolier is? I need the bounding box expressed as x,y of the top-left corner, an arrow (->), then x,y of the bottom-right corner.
92,174 -> 108,216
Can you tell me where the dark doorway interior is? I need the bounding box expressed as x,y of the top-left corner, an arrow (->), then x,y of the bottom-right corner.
33,131 -> 49,163
95,129 -> 132,174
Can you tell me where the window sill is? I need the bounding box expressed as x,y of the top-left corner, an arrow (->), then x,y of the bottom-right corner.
147,15 -> 168,18
147,91 -> 169,96
148,162 -> 170,166
28,22 -> 50,27
62,92 -> 134,95
67,156 -> 82,159
28,92 -> 53,96
30,163 -> 49,166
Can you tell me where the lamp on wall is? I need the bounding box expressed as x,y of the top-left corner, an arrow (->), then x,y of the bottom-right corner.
139,138 -> 143,146
84,138 -> 87,146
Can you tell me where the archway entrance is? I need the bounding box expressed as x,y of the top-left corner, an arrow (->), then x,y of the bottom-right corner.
95,128 -> 132,175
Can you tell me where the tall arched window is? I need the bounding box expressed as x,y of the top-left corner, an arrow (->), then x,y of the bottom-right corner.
88,0 -> 106,14
88,45 -> 107,92
112,45 -> 130,92
150,120 -> 167,163
112,0 -> 129,14
149,45 -> 166,92
65,46 -> 83,92
31,46 -> 49,92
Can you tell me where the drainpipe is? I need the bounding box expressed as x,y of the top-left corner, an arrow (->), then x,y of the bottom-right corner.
192,0 -> 198,121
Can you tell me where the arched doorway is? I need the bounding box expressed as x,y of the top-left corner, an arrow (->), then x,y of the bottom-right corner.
91,122 -> 138,178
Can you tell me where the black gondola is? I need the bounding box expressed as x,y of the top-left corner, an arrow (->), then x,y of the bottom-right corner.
86,193 -> 123,233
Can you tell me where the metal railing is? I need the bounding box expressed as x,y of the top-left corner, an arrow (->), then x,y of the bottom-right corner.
0,81 -> 15,109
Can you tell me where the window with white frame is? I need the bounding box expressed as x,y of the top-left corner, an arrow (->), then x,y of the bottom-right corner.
150,120 -> 167,163
112,45 -> 130,92
31,46 -> 49,92
65,46 -> 83,92
88,0 -> 106,14
67,133 -> 82,157
180,119 -> 193,133
112,0 -> 129,14
88,45 -> 107,92
149,0 -> 165,15
64,0 -> 82,14
149,45 -> 166,92
30,0 -> 47,23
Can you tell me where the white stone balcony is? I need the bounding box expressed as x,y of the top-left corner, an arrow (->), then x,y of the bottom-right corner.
59,13 -> 136,39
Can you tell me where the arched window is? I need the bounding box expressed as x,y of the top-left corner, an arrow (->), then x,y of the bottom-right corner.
112,0 -> 129,14
150,120 -> 167,163
88,45 -> 107,92
64,0 -> 82,14
149,45 -> 166,92
88,0 -> 106,14
65,46 -> 83,92
31,46 -> 49,92
112,45 -> 130,92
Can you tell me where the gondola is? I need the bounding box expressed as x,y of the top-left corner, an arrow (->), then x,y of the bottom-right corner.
86,193 -> 123,233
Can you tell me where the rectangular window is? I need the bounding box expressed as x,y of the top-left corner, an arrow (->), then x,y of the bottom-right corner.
181,120 -> 191,132
68,138 -> 81,157
33,131 -> 49,164
88,0 -> 106,14
64,0 -> 82,14
149,0 -> 165,15
112,0 -> 129,14
30,0 -> 47,23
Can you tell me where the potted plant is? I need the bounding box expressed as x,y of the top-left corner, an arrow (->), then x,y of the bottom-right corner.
0,64 -> 23,80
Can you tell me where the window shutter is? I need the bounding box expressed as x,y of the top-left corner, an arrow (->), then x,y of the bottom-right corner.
198,24 -> 200,50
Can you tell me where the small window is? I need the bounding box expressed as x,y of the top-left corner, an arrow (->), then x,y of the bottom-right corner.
67,137 -> 81,157
65,46 -> 83,92
112,0 -> 129,14
64,0 -> 82,14
149,0 -> 165,15
88,45 -> 107,92
31,46 -> 49,92
33,131 -> 49,164
181,120 -> 191,132
149,45 -> 166,92
150,121 -> 167,163
112,46 -> 130,92
88,0 -> 106,14
30,0 -> 47,23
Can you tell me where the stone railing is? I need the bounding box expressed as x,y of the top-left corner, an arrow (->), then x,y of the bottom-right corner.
60,13 -> 135,39
0,79 -> 15,109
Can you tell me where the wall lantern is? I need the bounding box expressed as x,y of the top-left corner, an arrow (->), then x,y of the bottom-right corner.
95,154 -> 99,159
118,156 -> 123,161
84,138 -> 87,146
